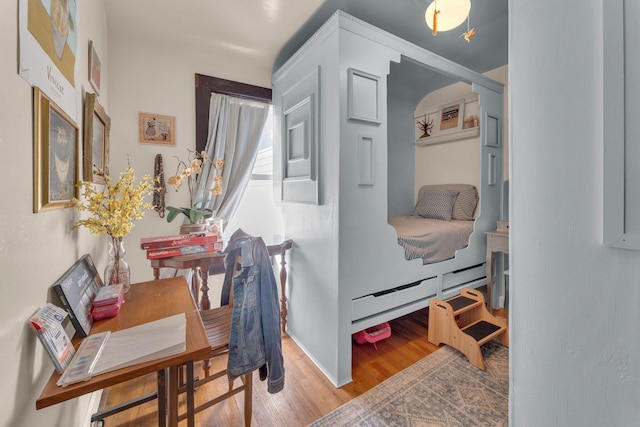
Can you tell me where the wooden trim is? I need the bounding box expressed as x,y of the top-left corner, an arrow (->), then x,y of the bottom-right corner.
194,74 -> 272,152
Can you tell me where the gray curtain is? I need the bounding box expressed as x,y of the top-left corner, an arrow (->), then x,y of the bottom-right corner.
194,93 -> 269,224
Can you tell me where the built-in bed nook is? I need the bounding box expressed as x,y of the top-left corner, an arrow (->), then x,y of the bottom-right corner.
273,11 -> 504,387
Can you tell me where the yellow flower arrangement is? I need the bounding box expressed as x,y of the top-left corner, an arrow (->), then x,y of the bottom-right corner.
166,150 -> 224,223
72,167 -> 156,238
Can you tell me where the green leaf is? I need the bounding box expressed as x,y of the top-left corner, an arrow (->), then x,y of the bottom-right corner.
166,206 -> 183,223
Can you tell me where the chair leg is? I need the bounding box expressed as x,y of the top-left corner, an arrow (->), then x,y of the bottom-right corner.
203,358 -> 211,377
244,372 -> 253,426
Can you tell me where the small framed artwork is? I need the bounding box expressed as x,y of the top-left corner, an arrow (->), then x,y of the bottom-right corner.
83,92 -> 111,183
88,40 -> 101,94
139,112 -> 176,145
33,87 -> 79,212
438,99 -> 465,132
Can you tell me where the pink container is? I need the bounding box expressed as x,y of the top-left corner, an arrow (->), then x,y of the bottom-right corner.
352,322 -> 391,349
93,284 -> 124,307
92,302 -> 121,320
92,284 -> 124,320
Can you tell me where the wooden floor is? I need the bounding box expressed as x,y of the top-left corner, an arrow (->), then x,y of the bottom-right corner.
96,306 -> 507,426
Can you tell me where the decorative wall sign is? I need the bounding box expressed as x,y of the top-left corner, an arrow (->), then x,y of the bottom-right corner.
438,99 -> 465,132
19,0 -> 79,120
139,112 -> 176,145
83,92 -> 110,184
33,87 -> 79,212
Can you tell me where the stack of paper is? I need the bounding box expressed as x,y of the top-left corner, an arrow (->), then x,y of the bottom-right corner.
92,313 -> 186,375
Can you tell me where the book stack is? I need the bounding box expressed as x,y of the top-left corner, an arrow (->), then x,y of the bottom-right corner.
140,233 -> 223,259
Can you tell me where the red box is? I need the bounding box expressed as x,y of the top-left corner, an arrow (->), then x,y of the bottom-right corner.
92,302 -> 122,320
92,284 -> 124,320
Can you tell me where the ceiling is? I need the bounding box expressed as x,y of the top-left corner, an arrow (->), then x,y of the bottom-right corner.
104,0 -> 508,88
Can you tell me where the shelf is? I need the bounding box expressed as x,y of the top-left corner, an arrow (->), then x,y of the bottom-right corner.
416,126 -> 480,146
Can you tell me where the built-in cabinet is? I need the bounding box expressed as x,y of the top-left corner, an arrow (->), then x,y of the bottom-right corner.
272,11 -> 504,387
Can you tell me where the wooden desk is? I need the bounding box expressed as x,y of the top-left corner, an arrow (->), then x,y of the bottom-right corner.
150,239 -> 293,332
485,229 -> 509,312
36,277 -> 210,427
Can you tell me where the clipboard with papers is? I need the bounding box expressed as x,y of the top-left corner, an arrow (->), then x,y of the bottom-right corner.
58,313 -> 186,387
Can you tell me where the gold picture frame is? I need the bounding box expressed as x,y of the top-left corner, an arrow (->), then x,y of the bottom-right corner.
139,112 -> 176,145
83,92 -> 111,184
33,87 -> 79,212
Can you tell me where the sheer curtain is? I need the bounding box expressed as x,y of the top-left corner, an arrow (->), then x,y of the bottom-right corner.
194,93 -> 270,224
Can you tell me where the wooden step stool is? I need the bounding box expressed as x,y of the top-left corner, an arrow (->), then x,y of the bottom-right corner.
428,288 -> 508,370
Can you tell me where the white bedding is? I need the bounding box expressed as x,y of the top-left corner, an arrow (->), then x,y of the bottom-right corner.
388,215 -> 474,264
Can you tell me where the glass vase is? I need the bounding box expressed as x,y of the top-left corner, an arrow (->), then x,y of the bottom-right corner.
104,236 -> 131,293
205,215 -> 224,239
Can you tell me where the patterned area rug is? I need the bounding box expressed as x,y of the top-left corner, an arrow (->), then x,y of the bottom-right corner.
310,340 -> 508,426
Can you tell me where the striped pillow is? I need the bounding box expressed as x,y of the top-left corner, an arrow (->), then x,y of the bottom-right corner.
414,190 -> 459,221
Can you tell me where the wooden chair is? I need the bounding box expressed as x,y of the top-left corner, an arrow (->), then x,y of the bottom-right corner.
181,255 -> 253,426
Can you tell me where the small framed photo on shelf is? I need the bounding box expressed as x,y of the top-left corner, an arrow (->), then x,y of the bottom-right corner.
438,99 -> 465,132
83,92 -> 111,184
33,87 -> 79,212
88,40 -> 101,94
139,112 -> 176,145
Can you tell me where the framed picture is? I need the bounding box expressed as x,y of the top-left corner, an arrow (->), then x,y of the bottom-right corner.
139,112 -> 176,145
438,99 -> 465,132
89,40 -> 102,94
83,92 -> 110,184
88,40 -> 101,94
33,87 -> 79,212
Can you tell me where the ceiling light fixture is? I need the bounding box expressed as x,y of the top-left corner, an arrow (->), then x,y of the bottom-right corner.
425,0 -> 471,35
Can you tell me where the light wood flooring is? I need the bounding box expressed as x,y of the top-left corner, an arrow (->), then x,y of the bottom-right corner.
96,306 -> 507,426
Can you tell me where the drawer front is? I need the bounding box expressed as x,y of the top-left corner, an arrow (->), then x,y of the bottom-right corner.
442,263 -> 485,290
352,277 -> 438,322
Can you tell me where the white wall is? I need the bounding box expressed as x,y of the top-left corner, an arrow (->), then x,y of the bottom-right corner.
0,2 -> 108,425
105,12 -> 278,285
510,1 -> 640,425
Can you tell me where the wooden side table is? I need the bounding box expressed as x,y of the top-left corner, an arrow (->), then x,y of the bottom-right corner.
485,229 -> 509,312
150,239 -> 293,332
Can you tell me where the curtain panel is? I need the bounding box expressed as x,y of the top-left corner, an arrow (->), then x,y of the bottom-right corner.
194,93 -> 270,224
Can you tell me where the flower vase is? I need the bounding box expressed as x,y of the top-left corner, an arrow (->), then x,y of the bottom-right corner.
104,236 -> 131,293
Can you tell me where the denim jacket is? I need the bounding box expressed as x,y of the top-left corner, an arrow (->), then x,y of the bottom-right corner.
221,229 -> 284,394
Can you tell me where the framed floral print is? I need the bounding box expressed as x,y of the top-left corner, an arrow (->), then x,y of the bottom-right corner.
33,86 -> 79,212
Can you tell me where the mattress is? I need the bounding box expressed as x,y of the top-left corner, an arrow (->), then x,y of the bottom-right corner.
388,215 -> 474,264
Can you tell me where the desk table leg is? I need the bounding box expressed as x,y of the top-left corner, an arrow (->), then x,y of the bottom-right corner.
167,365 -> 179,427
186,361 -> 195,427
157,369 -> 166,427
279,252 -> 288,334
